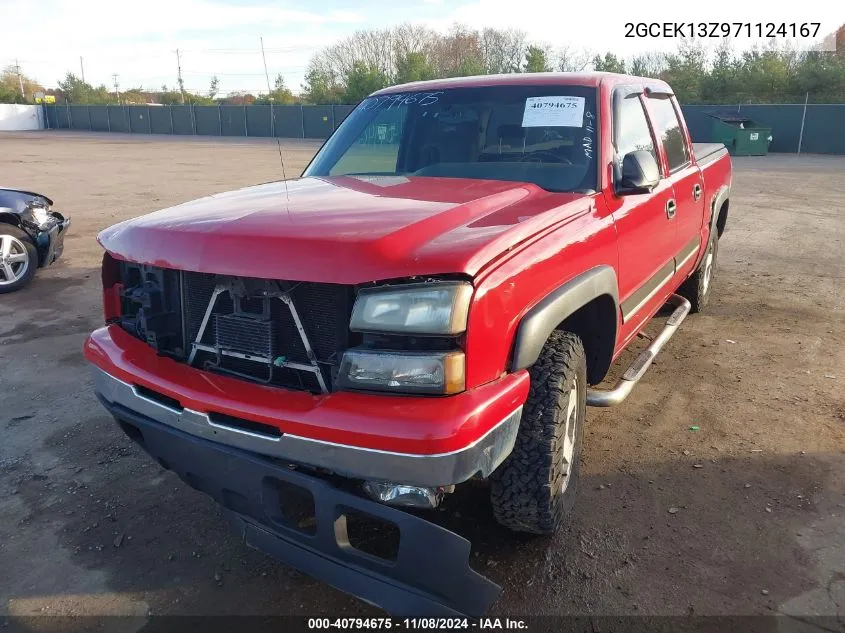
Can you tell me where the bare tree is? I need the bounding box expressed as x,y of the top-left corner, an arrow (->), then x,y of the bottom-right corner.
393,23 -> 440,61
556,46 -> 593,72
479,28 -> 527,74
430,24 -> 484,77
303,23 -> 622,93
313,24 -> 441,85
324,29 -> 393,79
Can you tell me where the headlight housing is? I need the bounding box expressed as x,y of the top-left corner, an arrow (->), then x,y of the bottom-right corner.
30,206 -> 52,227
339,281 -> 472,395
350,281 -> 473,335
337,350 -> 465,395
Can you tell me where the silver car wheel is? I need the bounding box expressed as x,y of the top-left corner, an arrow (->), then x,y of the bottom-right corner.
0,234 -> 30,286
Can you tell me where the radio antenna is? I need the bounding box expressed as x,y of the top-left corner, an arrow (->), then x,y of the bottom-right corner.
260,36 -> 290,206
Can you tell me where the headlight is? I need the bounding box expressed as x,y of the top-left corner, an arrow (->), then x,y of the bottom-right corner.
337,350 -> 465,395
350,281 -> 473,335
31,206 -> 51,227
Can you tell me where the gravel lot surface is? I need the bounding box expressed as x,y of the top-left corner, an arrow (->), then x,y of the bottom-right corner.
1,132 -> 843,625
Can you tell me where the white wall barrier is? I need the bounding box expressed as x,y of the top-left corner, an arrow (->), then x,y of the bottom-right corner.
0,104 -> 44,131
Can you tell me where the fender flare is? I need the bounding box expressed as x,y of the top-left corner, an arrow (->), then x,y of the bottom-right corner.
710,185 -> 730,238
510,265 -> 620,371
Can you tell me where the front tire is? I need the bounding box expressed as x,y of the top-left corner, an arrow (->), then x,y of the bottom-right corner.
490,331 -> 587,535
0,225 -> 37,294
679,232 -> 718,313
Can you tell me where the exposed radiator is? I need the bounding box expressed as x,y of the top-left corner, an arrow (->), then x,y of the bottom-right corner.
119,263 -> 353,393
214,313 -> 274,359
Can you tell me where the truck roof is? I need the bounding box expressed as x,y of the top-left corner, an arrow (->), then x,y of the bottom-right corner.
370,72 -> 672,96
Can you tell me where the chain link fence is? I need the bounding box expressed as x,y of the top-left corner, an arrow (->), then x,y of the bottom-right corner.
43,104 -> 355,140
682,102 -> 845,154
42,102 -> 845,154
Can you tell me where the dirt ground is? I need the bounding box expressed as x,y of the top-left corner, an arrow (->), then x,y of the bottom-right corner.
1,131 -> 843,624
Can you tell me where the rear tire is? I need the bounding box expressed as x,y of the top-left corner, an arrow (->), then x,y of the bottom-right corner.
489,331 -> 587,535
0,225 -> 37,294
679,232 -> 718,313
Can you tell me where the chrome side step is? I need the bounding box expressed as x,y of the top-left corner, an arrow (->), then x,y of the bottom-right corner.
586,294 -> 691,407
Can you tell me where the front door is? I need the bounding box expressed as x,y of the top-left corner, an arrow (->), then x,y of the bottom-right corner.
606,89 -> 677,346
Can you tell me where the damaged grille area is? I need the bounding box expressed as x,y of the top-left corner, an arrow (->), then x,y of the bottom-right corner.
118,263 -> 353,393
214,313 -> 273,359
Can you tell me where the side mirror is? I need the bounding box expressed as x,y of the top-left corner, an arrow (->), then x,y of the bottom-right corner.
617,150 -> 660,195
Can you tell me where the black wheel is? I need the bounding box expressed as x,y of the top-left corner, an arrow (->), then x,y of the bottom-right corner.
490,330 -> 587,535
0,225 -> 37,294
678,232 -> 718,313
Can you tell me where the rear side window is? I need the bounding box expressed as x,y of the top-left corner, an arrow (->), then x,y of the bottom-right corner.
646,96 -> 690,172
614,94 -> 656,175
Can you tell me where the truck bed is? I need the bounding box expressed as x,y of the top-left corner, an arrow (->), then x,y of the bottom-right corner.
693,142 -> 728,167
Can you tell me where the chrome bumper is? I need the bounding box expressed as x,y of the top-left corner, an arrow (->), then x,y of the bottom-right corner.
92,368 -> 522,487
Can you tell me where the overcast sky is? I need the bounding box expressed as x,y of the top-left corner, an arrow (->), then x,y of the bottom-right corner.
2,0 -> 841,95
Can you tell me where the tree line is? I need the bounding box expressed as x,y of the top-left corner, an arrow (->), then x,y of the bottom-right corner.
592,37 -> 845,103
3,23 -> 843,107
299,23 -> 568,104
300,22 -> 845,104
0,67 -> 298,107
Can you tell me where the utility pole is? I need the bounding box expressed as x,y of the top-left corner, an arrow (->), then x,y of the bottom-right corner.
14,58 -> 25,98
175,48 -> 186,104
80,56 -> 85,83
112,73 -> 121,105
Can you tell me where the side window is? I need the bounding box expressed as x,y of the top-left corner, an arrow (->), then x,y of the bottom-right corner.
614,94 -> 657,177
645,95 -> 690,172
329,107 -> 405,176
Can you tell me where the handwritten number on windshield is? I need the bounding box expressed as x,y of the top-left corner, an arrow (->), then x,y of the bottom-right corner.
583,111 -> 596,159
358,92 -> 443,112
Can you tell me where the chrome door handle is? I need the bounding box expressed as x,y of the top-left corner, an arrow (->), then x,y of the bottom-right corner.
693,184 -> 702,200
666,199 -> 677,219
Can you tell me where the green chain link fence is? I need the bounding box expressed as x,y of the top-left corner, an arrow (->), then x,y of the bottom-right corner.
43,101 -> 845,154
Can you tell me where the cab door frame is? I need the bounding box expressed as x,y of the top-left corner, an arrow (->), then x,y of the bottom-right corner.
605,84 -> 684,350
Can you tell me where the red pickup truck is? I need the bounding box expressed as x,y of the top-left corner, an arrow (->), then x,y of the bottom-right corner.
85,72 -> 731,616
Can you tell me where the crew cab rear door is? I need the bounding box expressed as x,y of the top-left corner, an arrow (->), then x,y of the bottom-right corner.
643,91 -> 704,277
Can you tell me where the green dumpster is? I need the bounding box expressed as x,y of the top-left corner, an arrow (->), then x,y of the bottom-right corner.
707,114 -> 772,156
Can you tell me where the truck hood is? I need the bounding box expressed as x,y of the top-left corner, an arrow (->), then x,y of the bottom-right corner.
98,175 -> 590,284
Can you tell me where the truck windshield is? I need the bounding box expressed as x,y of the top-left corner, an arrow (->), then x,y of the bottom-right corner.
304,84 -> 599,193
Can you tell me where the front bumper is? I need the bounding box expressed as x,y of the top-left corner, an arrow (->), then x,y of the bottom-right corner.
85,325 -> 529,487
93,367 -> 522,487
100,396 -> 502,616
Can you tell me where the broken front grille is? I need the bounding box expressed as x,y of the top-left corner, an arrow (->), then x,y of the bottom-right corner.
118,264 -> 353,393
